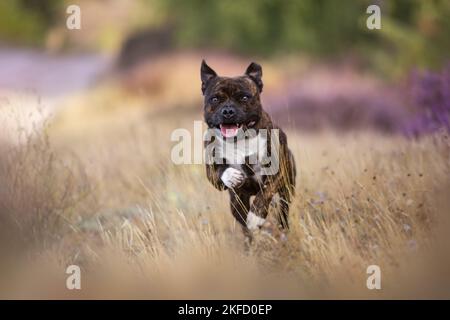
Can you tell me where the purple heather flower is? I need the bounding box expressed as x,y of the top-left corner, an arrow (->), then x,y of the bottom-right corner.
405,63 -> 450,137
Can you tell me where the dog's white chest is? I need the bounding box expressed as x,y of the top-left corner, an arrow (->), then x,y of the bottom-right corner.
214,133 -> 267,184
217,133 -> 267,165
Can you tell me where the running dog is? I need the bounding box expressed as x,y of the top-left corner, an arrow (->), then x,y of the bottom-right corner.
201,60 -> 296,236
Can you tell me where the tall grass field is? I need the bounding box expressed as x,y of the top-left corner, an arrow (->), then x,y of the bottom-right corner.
1,84 -> 449,298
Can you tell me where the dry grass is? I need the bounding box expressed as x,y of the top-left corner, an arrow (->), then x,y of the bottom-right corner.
1,88 -> 450,299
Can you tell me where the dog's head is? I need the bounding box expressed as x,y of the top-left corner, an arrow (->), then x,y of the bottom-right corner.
201,60 -> 264,138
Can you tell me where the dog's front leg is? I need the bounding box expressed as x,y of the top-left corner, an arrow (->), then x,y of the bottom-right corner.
205,163 -> 227,190
246,176 -> 282,230
206,164 -> 245,191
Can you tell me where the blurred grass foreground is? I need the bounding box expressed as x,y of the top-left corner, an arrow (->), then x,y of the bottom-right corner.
0,0 -> 449,299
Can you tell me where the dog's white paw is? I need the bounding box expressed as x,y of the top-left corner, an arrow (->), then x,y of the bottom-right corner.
246,211 -> 266,230
221,168 -> 244,189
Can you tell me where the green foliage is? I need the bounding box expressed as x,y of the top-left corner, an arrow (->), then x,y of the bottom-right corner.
0,0 -> 61,45
376,0 -> 450,75
155,0 -> 365,55
0,1 -> 45,44
155,0 -> 450,74
0,0 -> 448,76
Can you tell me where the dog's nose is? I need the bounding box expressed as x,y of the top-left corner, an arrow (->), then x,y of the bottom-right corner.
221,106 -> 236,118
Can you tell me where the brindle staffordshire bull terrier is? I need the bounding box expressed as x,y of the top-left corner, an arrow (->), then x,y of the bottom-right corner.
201,60 -> 296,237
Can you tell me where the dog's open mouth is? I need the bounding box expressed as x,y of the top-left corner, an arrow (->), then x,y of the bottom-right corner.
218,121 -> 257,138
219,124 -> 241,138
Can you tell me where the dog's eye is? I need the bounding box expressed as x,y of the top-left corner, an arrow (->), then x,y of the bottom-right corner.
240,95 -> 250,102
210,96 -> 219,104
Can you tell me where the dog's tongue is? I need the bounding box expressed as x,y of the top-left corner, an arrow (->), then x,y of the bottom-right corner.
220,124 -> 239,138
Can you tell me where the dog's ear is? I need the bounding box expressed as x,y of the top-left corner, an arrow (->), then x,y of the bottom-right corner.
245,62 -> 263,92
201,60 -> 217,95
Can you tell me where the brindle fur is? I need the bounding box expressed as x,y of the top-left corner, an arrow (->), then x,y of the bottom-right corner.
201,60 -> 296,235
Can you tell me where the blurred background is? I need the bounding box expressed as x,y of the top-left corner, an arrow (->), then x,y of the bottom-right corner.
0,0 -> 450,299
0,0 -> 449,138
